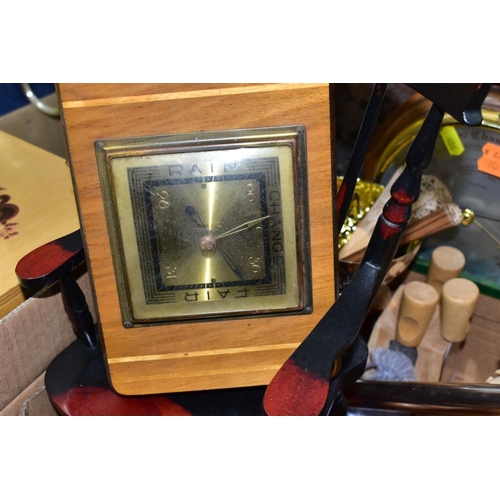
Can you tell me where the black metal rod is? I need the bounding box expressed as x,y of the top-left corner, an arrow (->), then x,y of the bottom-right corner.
337,83 -> 387,230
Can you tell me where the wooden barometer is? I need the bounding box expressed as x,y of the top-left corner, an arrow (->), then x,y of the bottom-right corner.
57,84 -> 335,395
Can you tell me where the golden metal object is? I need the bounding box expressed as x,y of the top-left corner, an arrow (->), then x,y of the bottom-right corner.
372,108 -> 500,182
461,208 -> 475,226
95,126 -> 312,325
336,177 -> 384,248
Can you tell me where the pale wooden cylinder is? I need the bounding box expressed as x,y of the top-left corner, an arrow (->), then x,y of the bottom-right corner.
441,278 -> 479,343
396,281 -> 439,347
426,246 -> 465,295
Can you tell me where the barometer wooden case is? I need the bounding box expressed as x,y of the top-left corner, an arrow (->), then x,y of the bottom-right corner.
58,84 -> 335,395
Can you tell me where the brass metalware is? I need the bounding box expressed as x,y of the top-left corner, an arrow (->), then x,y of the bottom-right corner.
336,177 -> 384,249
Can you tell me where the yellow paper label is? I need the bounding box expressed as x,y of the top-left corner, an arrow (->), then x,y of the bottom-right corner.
440,126 -> 465,156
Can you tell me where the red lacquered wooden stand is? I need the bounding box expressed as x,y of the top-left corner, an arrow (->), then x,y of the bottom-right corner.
15,232 -> 191,416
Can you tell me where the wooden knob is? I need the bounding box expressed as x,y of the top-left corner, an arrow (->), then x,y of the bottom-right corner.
441,278 -> 479,343
426,246 -> 465,295
396,281 -> 439,347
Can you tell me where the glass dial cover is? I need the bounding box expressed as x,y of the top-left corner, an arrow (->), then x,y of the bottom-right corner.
95,127 -> 311,324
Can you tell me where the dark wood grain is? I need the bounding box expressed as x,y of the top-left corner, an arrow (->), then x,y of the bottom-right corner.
407,83 -> 491,125
46,339 -> 193,416
344,380 -> 500,415
15,230 -> 84,289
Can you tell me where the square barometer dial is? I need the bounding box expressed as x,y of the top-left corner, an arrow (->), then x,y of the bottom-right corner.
95,126 -> 311,325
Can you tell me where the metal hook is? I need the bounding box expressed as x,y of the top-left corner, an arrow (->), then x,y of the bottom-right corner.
20,83 -> 60,117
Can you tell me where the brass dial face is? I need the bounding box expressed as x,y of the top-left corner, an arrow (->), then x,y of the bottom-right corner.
95,127 -> 311,325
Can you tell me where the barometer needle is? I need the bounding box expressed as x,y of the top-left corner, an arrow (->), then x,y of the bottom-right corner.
216,215 -> 270,240
185,205 -> 208,229
217,245 -> 246,281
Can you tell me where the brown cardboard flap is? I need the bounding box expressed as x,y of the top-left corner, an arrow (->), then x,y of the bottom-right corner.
0,270 -> 95,411
20,384 -> 58,416
0,372 -> 57,416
